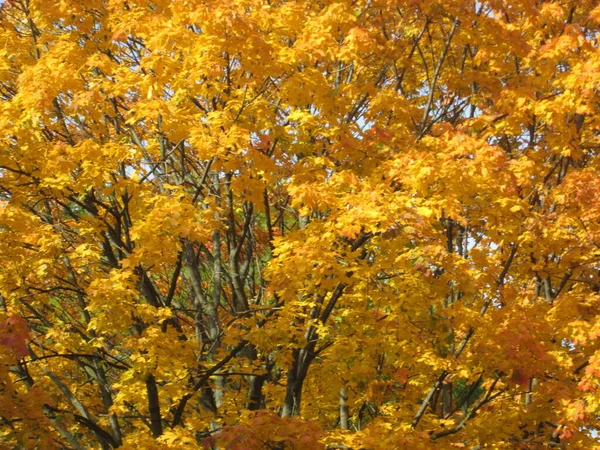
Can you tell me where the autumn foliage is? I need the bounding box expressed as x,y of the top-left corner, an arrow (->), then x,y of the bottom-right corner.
1,0 -> 600,448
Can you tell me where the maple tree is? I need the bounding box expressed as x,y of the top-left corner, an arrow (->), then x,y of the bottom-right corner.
1,0 -> 600,448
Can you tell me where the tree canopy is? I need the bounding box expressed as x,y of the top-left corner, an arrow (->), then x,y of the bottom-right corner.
1,0 -> 600,448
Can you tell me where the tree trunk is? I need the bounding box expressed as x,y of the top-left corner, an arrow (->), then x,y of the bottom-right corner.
340,388 -> 349,430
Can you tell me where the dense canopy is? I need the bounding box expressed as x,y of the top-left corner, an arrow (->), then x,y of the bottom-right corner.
1,0 -> 600,448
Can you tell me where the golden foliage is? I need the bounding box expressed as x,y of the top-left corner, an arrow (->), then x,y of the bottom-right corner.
1,0 -> 600,448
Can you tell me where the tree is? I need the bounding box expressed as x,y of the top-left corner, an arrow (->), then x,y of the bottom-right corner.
1,0 -> 600,448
